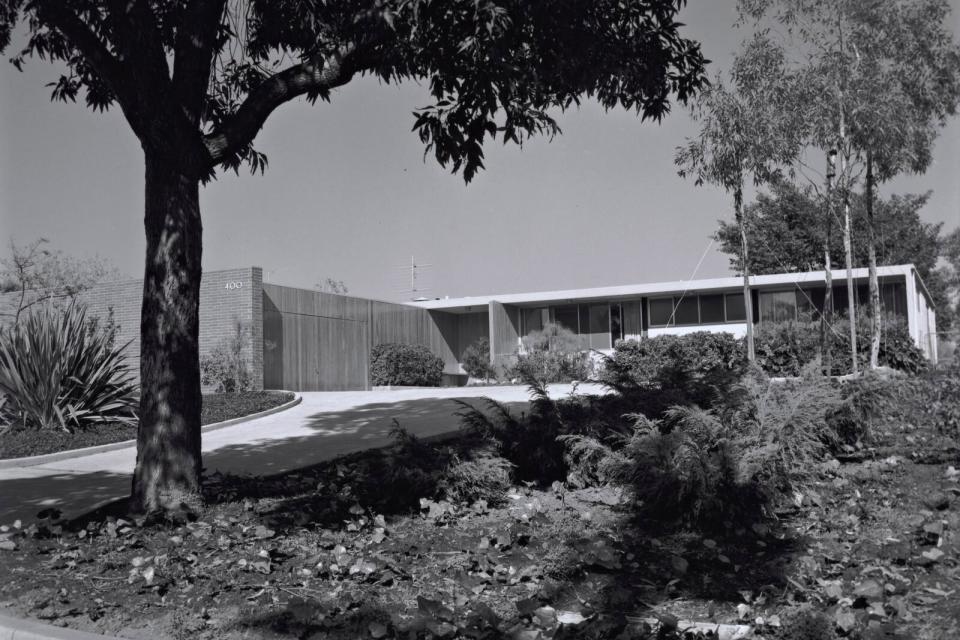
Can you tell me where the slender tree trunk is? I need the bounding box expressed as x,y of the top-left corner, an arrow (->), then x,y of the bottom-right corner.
735,186 -> 755,361
130,153 -> 204,514
866,149 -> 881,369
838,111 -> 858,375
822,150 -> 836,376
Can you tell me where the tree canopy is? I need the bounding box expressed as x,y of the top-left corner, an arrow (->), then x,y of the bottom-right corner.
715,182 -> 955,330
0,0 -> 709,512
1,0 -> 708,182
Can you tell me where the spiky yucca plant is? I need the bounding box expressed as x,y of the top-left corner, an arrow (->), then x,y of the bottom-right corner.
0,303 -> 138,432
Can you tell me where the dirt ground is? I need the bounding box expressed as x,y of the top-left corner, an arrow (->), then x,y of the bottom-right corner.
0,429 -> 958,640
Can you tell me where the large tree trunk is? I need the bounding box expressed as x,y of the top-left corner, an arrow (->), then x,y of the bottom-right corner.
735,186 -> 755,362
866,150 -> 881,369
130,153 -> 204,514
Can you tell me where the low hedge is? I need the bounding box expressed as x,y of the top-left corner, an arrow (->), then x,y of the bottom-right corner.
370,343 -> 444,387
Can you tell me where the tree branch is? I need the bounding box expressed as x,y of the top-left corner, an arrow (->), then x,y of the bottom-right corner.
203,46 -> 357,166
172,0 -> 228,125
33,2 -> 132,106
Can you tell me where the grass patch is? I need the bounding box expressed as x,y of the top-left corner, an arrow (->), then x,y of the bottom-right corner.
0,391 -> 294,459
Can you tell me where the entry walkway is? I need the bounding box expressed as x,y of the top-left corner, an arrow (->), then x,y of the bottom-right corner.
0,383 -> 602,525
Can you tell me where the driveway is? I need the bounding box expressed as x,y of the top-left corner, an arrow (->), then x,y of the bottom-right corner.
0,383 -> 603,525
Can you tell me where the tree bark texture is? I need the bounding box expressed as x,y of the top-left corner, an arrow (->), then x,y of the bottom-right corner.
839,111 -> 858,375
130,154 -> 204,513
866,150 -> 881,369
822,151 -> 835,376
735,187 -> 755,362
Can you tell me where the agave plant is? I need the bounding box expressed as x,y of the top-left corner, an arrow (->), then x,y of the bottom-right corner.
0,303 -> 138,432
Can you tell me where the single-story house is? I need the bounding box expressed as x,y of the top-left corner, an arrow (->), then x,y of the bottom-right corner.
0,263 -> 936,391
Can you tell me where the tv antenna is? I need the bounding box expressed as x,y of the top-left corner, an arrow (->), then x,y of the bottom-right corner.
392,256 -> 434,299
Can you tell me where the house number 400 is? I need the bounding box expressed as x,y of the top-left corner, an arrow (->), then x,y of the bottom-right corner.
225,281 -> 244,290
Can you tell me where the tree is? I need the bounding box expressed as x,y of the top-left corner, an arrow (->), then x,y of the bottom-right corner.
315,278 -> 348,295
739,0 -> 960,369
715,184 -> 954,331
0,1 -> 707,512
676,34 -> 803,361
1,238 -> 121,323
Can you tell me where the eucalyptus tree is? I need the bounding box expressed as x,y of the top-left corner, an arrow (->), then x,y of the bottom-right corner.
0,0 -> 707,512
676,34 -> 803,361
739,0 -> 960,370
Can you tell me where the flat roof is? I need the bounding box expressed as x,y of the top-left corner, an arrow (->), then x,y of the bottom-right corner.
410,264 -> 917,313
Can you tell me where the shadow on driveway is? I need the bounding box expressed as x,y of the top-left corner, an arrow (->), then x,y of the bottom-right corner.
0,395 -> 528,525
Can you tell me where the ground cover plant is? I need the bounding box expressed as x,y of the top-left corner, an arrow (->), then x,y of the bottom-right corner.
370,344 -> 444,387
0,392 -> 294,459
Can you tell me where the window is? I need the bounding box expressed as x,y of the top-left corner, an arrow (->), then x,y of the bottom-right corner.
522,307 -> 546,336
554,305 -> 579,333
725,293 -> 746,321
674,297 -> 699,325
588,304 -> 611,349
610,304 -> 623,344
760,290 -> 798,323
648,297 -> 675,327
699,294 -> 725,324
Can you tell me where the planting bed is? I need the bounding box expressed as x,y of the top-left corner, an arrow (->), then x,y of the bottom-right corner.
0,391 -> 294,459
0,418 -> 957,640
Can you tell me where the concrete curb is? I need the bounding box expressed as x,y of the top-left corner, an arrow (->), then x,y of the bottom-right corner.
0,392 -> 302,470
0,611 -> 117,640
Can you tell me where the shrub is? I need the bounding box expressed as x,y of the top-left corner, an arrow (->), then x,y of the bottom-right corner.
441,448 -> 514,505
599,332 -> 748,416
455,379 -> 571,484
370,343 -> 444,386
200,319 -> 252,393
460,337 -> 497,381
565,409 -> 772,530
0,303 -> 138,432
754,321 -> 821,377
510,322 -> 592,384
564,365 -> 844,531
755,315 -> 928,376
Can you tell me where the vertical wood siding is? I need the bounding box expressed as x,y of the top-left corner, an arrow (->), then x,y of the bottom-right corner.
488,301 -> 520,368
262,284 -> 459,390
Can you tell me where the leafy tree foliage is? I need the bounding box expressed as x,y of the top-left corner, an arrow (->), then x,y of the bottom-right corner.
0,238 -> 122,323
0,1 -> 707,511
715,183 -> 954,330
736,0 -> 960,368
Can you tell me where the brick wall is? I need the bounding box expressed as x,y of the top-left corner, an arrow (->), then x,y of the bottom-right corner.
0,266 -> 264,391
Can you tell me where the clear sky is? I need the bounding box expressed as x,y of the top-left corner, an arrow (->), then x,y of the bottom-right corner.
1,1 -> 959,302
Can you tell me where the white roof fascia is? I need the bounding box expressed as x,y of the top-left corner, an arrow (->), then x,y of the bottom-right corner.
411,264 -> 915,311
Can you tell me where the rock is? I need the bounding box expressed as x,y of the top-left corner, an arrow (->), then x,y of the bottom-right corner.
0,540 -> 16,551
922,492 -> 952,511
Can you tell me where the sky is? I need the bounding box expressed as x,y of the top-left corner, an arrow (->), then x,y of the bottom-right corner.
1,1 -> 959,303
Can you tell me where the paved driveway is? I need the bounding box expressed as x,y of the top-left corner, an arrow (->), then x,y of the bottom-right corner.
0,383 -> 603,525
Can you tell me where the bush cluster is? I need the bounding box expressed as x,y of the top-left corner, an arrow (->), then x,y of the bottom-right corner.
599,332 -> 748,417
370,343 -> 444,387
460,337 -> 497,381
755,315 -> 927,376
509,322 -> 592,384
0,303 -> 138,432
200,320 -> 253,393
